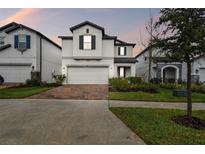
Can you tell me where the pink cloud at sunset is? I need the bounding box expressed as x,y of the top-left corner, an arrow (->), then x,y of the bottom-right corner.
0,8 -> 41,26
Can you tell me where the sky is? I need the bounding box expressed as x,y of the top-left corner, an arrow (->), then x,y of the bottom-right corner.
0,8 -> 161,56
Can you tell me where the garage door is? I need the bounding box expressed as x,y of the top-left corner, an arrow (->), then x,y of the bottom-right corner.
67,66 -> 108,84
0,66 -> 31,83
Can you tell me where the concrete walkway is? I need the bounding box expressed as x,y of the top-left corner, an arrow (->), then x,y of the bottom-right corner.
109,100 -> 205,110
0,99 -> 144,145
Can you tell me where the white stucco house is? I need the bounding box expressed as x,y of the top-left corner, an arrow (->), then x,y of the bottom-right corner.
135,47 -> 205,83
0,22 -> 62,83
59,21 -> 137,85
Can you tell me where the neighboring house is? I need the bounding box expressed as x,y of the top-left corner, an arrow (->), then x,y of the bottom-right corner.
59,21 -> 136,84
0,22 -> 62,83
135,47 -> 205,83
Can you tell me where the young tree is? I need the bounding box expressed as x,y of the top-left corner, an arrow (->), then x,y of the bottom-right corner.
152,8 -> 205,120
138,9 -> 160,82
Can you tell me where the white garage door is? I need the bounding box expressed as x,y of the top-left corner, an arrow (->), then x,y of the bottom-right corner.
67,66 -> 108,84
0,66 -> 31,83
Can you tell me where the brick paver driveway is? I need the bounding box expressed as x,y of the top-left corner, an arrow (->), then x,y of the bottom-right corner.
29,85 -> 108,100
0,99 -> 144,144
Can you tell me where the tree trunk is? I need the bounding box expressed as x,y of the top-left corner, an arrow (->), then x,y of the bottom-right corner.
187,60 -> 192,120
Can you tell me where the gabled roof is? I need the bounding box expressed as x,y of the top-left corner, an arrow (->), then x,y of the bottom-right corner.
115,39 -> 136,47
0,22 -> 61,49
58,36 -> 73,40
0,22 -> 18,32
70,21 -> 105,34
102,34 -> 117,40
135,46 -> 150,59
60,21 -> 135,47
0,44 -> 11,51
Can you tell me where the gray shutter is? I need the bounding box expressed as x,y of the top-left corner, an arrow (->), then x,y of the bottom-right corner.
124,47 -> 127,55
91,35 -> 96,49
14,35 -> 19,48
26,35 -> 31,49
79,35 -> 83,49
118,47 -> 120,55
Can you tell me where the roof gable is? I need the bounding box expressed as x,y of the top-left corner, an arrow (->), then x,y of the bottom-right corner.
70,21 -> 105,34
0,22 -> 18,32
0,22 -> 61,49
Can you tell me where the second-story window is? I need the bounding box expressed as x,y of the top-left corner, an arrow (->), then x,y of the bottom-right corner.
118,47 -> 126,56
18,34 -> 27,49
0,36 -> 5,46
79,35 -> 96,50
83,35 -> 92,50
14,34 -> 31,50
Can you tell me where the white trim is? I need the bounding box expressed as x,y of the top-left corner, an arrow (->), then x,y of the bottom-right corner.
161,65 -> 179,82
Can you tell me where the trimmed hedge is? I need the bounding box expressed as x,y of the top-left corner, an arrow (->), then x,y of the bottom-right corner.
109,78 -> 130,92
109,77 -> 158,93
192,84 -> 205,93
159,83 -> 185,89
127,77 -> 142,84
130,83 -> 158,93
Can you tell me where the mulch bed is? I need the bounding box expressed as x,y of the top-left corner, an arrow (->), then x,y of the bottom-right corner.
172,115 -> 205,130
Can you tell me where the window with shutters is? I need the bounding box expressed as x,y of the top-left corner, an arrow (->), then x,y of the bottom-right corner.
83,35 -> 92,50
18,34 -> 27,50
118,47 -> 126,56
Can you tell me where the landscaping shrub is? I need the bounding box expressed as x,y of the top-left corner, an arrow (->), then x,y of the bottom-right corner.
163,78 -> 176,83
159,83 -> 185,89
150,78 -> 162,84
52,74 -> 66,85
26,79 -> 40,86
109,77 -> 130,92
130,83 -> 158,93
127,77 -> 142,84
109,78 -> 158,93
192,83 -> 205,93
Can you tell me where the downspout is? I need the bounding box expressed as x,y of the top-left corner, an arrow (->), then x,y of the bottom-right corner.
40,37 -> 42,83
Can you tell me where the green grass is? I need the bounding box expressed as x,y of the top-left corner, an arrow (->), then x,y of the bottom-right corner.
110,107 -> 205,144
0,86 -> 51,99
109,89 -> 205,102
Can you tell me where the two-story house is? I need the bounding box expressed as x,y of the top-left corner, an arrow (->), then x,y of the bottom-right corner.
0,22 -> 62,83
59,21 -> 136,85
135,47 -> 205,83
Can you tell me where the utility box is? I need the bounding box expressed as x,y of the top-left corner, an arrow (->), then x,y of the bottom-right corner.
173,90 -> 187,97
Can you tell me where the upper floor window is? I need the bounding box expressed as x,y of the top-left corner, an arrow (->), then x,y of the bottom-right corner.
18,34 -> 27,49
79,35 -> 96,50
14,34 -> 31,50
83,35 -> 92,50
0,36 -> 5,46
118,47 -> 126,56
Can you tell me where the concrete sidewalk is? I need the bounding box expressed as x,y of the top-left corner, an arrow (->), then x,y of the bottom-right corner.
109,100 -> 205,110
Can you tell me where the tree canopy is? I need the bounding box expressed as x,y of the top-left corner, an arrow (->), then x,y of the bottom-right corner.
153,8 -> 205,62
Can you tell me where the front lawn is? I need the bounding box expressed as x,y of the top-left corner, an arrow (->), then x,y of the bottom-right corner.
0,86 -> 51,99
110,107 -> 205,144
109,89 -> 205,102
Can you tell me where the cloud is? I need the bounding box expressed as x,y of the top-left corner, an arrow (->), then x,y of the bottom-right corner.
0,8 -> 42,26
